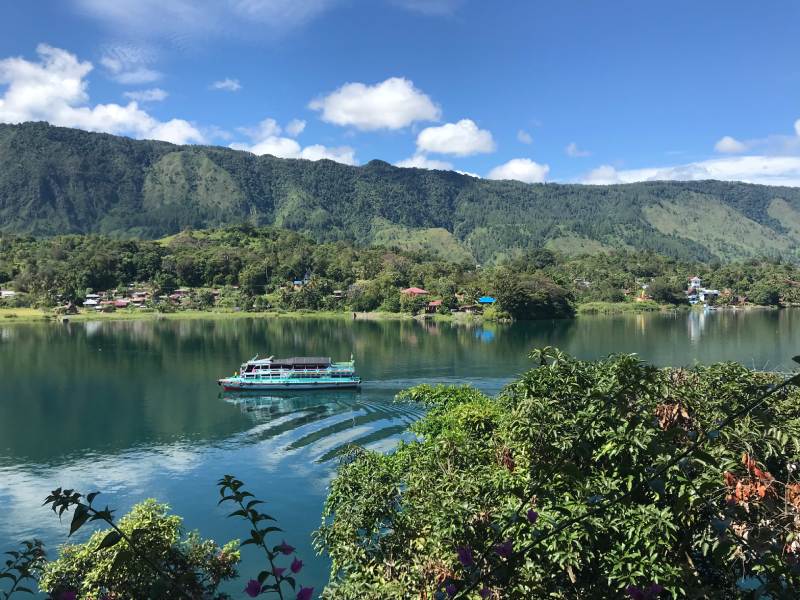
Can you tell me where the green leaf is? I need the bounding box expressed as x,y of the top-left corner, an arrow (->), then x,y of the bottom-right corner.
69,504 -> 90,536
96,530 -> 122,551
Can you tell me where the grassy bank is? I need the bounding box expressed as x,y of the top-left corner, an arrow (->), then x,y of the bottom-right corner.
0,307 -> 417,324
577,300 -> 668,315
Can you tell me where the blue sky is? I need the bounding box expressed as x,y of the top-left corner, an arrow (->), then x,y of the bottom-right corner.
1,0 -> 800,184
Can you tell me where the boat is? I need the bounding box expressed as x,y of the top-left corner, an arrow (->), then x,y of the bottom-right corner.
217,355 -> 361,391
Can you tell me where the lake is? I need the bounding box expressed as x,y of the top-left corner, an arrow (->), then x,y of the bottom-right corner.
1,308 -> 799,596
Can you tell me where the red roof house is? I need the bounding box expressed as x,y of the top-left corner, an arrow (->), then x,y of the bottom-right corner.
401,287 -> 429,296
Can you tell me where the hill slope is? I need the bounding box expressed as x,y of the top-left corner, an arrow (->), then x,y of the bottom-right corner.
4,122 -> 800,263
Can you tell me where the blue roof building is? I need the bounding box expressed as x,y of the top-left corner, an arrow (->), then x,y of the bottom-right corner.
478,296 -> 496,304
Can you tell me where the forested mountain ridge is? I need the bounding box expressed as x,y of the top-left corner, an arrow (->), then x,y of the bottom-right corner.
4,121 -> 800,263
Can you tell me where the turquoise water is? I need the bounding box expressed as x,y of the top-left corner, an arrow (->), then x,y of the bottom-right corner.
1,309 -> 799,595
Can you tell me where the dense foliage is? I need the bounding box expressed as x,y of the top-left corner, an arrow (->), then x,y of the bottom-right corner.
317,350 -> 800,598
39,500 -> 239,600
5,225 -> 800,318
4,123 -> 800,263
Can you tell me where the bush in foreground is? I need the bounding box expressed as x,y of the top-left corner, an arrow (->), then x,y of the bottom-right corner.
317,349 -> 800,598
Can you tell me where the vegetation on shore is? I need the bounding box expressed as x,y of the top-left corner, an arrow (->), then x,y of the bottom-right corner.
3,224 -> 800,326
318,349 -> 800,598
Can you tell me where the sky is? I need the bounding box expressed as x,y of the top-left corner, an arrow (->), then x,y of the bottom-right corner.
1,1 -> 800,185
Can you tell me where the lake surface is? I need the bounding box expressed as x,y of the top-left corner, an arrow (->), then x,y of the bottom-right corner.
1,308 -> 799,596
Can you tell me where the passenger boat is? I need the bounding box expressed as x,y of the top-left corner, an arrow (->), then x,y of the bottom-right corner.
217,355 -> 361,391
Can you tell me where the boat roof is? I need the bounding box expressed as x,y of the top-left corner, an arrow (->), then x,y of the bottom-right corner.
249,356 -> 332,366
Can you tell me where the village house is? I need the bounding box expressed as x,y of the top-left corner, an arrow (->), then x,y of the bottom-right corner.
401,287 -> 429,297
426,300 -> 443,313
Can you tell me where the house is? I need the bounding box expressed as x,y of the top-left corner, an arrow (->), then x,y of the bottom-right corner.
114,299 -> 130,309
0,290 -> 17,298
332,290 -> 345,299
574,278 -> 592,289
689,276 -> 703,290
82,298 -> 99,308
478,296 -> 496,305
401,287 -> 429,297
457,304 -> 482,314
699,288 -> 720,304
426,300 -> 443,313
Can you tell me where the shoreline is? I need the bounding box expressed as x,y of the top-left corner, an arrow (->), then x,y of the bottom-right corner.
0,302 -> 783,324
0,307 -> 417,324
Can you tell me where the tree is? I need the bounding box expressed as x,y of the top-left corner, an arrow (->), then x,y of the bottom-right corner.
647,278 -> 684,305
493,269 -> 574,320
400,293 -> 427,315
38,500 -> 239,600
239,263 -> 267,296
749,284 -> 781,306
317,351 -> 800,599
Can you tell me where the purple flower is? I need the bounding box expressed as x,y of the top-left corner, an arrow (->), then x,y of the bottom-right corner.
273,566 -> 286,578
291,557 -> 304,573
445,582 -> 457,596
59,593 -> 77,600
456,545 -> 474,567
626,586 -> 645,600
276,540 -> 295,555
479,588 -> 491,599
296,587 -> 314,600
526,509 -> 539,524
244,579 -> 262,597
494,539 -> 513,558
626,583 -> 663,600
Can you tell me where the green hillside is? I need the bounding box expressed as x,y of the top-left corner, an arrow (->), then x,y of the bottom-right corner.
4,122 -> 800,263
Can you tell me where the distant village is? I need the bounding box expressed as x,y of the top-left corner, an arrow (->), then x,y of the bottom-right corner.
0,282 -> 499,316
0,274 -> 757,315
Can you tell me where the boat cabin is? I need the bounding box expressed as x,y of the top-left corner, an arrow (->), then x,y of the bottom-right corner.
242,356 -> 332,373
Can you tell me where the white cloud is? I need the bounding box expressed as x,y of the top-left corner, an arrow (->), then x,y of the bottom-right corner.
100,45 -> 161,84
565,141 -> 591,157
123,88 -> 168,102
456,170 -> 480,178
309,77 -> 440,131
487,158 -> 549,183
390,0 -> 462,15
581,156 -> 800,187
582,165 -> 621,185
714,135 -> 747,154
416,119 -> 495,156
285,118 -> 306,137
796,119 -> 800,137
0,44 -> 203,145
395,153 -> 453,170
210,78 -> 241,92
298,144 -> 356,164
231,116 -> 356,164
233,135 -> 302,157
517,129 -> 532,144
75,0 -> 339,39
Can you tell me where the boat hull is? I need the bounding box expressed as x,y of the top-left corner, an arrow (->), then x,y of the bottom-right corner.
218,379 -> 361,391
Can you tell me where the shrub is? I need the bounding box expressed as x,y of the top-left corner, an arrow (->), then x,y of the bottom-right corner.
38,499 -> 239,600
317,350 -> 800,598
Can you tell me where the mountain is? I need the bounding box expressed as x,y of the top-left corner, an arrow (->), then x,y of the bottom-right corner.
4,121 -> 800,263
